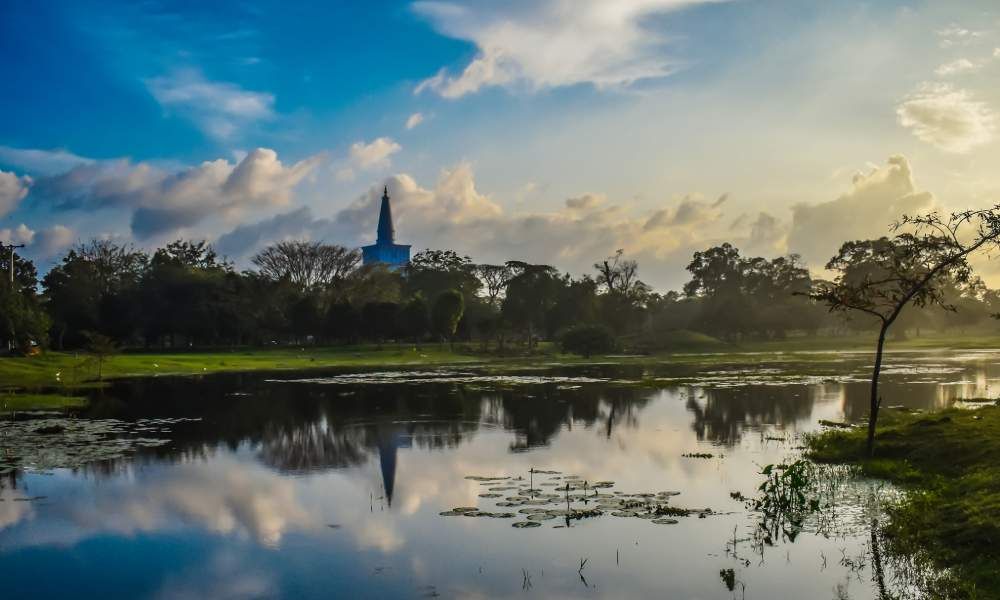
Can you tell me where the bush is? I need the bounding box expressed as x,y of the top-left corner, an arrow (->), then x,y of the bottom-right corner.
558,324 -> 615,358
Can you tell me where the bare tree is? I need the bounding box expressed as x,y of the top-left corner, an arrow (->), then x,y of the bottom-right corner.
475,264 -> 514,307
595,249 -> 650,300
252,241 -> 360,290
807,206 -> 1000,455
76,239 -> 148,295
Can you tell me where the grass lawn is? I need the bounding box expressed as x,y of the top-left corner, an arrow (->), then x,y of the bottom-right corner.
0,344 -> 485,391
2,330 -> 1000,410
0,392 -> 87,412
808,404 -> 1000,599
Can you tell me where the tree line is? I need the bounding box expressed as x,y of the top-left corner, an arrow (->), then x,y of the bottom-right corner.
2,232 -> 999,355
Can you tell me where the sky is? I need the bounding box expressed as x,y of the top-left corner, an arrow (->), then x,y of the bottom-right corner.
2,0 -> 1000,291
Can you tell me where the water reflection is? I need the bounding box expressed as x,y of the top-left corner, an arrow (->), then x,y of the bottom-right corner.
1,350 -> 997,598
687,385 -> 817,445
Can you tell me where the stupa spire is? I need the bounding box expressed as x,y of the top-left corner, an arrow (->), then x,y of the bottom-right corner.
376,185 -> 394,244
362,183 -> 410,270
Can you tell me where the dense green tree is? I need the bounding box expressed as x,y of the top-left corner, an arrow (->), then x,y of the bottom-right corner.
559,324 -> 616,358
289,294 -> 323,343
683,244 -> 822,340
0,247 -> 49,351
325,301 -> 360,344
405,249 -> 481,305
341,263 -> 403,305
432,289 -> 465,348
502,262 -> 561,348
362,301 -> 399,346
397,295 -> 430,344
42,241 -> 148,347
42,252 -> 101,349
140,240 -> 235,347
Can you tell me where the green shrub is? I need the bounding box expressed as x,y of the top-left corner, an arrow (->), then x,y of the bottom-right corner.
558,324 -> 615,358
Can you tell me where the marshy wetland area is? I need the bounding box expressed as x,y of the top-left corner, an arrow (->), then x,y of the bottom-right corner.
2,341 -> 999,599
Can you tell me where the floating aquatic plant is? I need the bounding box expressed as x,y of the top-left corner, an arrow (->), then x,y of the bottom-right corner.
0,416 -> 199,474
442,468 -> 713,530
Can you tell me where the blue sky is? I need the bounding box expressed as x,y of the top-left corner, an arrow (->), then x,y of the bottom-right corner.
2,0 -> 999,289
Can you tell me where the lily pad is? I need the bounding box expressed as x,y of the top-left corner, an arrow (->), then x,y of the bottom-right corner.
652,518 -> 679,525
526,513 -> 556,521
512,521 -> 542,528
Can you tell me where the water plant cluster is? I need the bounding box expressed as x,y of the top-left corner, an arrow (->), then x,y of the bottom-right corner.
273,371 -> 618,386
0,416 -> 198,474
439,469 -> 712,528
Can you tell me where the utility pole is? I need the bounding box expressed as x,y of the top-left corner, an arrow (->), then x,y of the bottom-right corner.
4,242 -> 26,286
1,242 -> 26,353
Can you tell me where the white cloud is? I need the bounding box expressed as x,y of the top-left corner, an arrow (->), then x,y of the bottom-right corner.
0,169 -> 31,217
896,83 -> 996,153
935,24 -> 985,48
740,212 -> 788,256
34,149 -> 323,239
35,225 -> 76,257
413,0 -> 722,98
934,58 -> 979,76
349,137 -> 401,170
335,137 -> 402,182
215,206 -> 323,258
0,224 -> 35,245
0,222 -> 72,259
0,487 -> 34,531
146,69 -> 275,140
224,163 -> 756,289
0,146 -> 93,175
788,155 -> 934,268
405,112 -> 425,129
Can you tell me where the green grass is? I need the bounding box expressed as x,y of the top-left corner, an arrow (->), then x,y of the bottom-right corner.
3,331 -> 1000,391
0,344 -> 487,390
0,392 -> 87,412
807,404 -> 1000,599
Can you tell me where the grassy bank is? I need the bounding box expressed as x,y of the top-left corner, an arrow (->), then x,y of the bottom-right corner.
3,331 -> 1000,410
0,345 -> 483,391
1,392 -> 88,412
807,404 -> 1000,598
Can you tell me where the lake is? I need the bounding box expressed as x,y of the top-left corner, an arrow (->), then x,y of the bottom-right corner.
2,349 -> 997,599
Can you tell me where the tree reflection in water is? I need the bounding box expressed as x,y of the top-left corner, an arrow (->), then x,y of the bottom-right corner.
686,385 -> 816,445
50,371 -> 655,505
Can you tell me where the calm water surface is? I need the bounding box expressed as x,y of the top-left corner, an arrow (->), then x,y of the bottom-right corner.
2,349 -> 998,599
